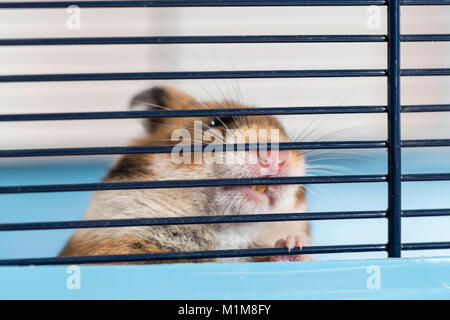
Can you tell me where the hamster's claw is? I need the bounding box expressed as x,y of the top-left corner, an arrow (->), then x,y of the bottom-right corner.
270,235 -> 307,262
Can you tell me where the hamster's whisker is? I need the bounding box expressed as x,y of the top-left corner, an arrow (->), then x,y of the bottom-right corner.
151,84 -> 231,138
305,156 -> 362,163
299,125 -> 379,157
304,168 -> 339,175
305,149 -> 384,162
222,54 -> 245,106
293,115 -> 326,141
304,152 -> 384,174
302,185 -> 321,202
146,138 -> 209,145
132,99 -> 168,111
135,100 -> 229,143
231,79 -> 245,107
310,124 -> 367,142
290,115 -> 325,143
305,164 -> 349,172
180,79 -> 241,142
296,115 -> 331,142
132,100 -> 166,110
174,84 -> 241,143
208,84 -> 241,139
305,153 -> 382,164
133,100 -> 200,128
145,120 -> 195,134
203,131 -> 226,144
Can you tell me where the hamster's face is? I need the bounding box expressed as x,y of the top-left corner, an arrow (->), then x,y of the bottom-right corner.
137,87 -> 306,215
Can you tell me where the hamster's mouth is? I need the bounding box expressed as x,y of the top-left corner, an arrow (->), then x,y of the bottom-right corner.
224,184 -> 280,207
251,185 -> 268,193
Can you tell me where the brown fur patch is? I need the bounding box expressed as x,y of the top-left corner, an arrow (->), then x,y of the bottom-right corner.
59,235 -> 215,264
295,185 -> 306,206
106,155 -> 153,181
249,256 -> 273,262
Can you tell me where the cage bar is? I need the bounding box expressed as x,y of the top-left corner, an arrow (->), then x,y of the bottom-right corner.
386,0 -> 402,258
0,69 -> 387,83
0,211 -> 387,232
3,139 -> 450,158
2,0 -> 450,9
0,35 -> 387,46
0,1 -> 390,9
2,34 -> 450,47
0,106 -> 388,122
2,104 -> 450,122
0,174 -> 388,194
0,244 -> 389,266
2,208 -> 449,232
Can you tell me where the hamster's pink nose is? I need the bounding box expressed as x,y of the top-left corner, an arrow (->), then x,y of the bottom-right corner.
258,150 -> 287,175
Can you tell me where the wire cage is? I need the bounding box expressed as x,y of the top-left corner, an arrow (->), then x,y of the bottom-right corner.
0,0 -> 449,280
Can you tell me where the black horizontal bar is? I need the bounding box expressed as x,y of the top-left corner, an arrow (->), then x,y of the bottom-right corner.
2,0 -> 449,9
2,208 -> 448,232
0,175 -> 387,194
2,241 -> 447,266
3,34 -> 450,47
0,35 -> 387,46
402,208 -> 450,217
401,34 -> 450,42
0,106 -> 388,122
0,244 -> 387,266
0,210 -> 387,232
401,139 -> 450,147
2,69 -> 448,83
401,242 -> 450,251
3,104 -> 450,122
0,141 -> 388,158
0,69 -> 387,83
401,68 -> 450,76
401,0 -> 450,4
402,173 -> 450,182
0,1 -> 389,9
402,104 -> 450,113
2,138 -> 450,158
3,173 -> 450,195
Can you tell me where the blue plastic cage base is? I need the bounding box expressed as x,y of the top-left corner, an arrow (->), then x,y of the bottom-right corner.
1,256 -> 449,300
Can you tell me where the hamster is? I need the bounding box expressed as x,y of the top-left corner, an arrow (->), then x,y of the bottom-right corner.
60,86 -> 310,263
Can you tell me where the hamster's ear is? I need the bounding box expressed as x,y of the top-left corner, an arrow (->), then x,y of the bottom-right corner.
130,86 -> 198,111
130,86 -> 199,134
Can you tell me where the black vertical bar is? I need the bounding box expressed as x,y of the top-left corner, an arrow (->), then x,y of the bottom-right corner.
387,0 -> 402,257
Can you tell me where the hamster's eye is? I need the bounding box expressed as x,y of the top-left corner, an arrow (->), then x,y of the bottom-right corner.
210,116 -> 235,128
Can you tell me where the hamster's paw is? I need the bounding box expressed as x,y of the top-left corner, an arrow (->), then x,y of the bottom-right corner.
270,235 -> 308,262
